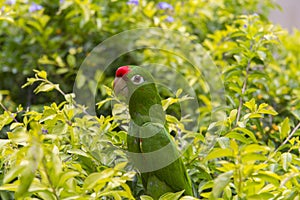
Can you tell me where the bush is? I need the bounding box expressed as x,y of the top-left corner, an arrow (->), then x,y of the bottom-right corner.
1,0 -> 300,199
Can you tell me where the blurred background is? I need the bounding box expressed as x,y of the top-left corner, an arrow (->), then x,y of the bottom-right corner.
269,0 -> 300,32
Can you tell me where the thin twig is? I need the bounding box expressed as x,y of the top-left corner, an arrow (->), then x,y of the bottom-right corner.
236,60 -> 251,124
42,158 -> 60,200
0,102 -> 19,123
36,78 -> 66,96
264,121 -> 300,164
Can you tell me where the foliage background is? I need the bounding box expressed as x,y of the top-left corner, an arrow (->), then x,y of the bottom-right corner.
0,0 -> 300,199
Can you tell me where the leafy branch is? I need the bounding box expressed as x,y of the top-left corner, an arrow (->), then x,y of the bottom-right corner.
236,59 -> 251,124
265,121 -> 300,164
22,70 -> 91,115
22,70 -> 66,96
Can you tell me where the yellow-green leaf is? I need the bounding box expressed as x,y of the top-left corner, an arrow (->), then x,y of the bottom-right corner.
255,171 -> 280,186
244,99 -> 256,112
83,170 -> 114,190
211,171 -> 233,199
234,127 -> 257,143
229,109 -> 237,122
281,152 -> 292,172
258,109 -> 278,115
180,196 -> 199,200
249,113 -> 262,119
159,190 -> 184,200
205,148 -> 233,161
37,70 -> 47,79
226,132 -> 251,144
34,83 -> 56,93
280,118 -> 290,141
3,165 -> 26,184
10,122 -> 23,130
140,195 -> 154,200
114,162 -> 127,171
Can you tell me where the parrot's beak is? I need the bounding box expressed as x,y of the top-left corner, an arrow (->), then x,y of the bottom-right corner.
113,77 -> 128,98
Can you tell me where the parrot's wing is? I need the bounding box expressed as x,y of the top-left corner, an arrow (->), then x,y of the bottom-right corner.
139,122 -> 193,196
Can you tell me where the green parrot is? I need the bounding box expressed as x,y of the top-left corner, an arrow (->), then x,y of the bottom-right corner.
114,65 -> 193,199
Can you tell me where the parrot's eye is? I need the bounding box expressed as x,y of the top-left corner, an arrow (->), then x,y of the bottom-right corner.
131,75 -> 144,85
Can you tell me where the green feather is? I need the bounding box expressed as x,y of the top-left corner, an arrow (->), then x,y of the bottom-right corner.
115,65 -> 193,199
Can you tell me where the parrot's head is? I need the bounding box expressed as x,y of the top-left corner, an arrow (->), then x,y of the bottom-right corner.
113,65 -> 156,101
113,65 -> 165,125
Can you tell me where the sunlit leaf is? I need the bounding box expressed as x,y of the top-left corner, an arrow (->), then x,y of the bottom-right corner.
234,127 -> 257,143
159,190 -> 184,200
211,171 -> 233,199
226,132 -> 251,144
254,171 -> 280,186
279,118 -> 290,141
3,165 -> 26,184
281,152 -> 292,172
205,148 -> 233,161
83,170 -> 114,190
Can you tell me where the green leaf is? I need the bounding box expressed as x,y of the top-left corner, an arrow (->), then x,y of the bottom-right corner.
162,97 -> 178,111
114,162 -> 127,171
10,122 -> 23,130
241,153 -> 266,162
0,111 -> 16,131
16,168 -> 36,198
3,165 -> 26,184
140,195 -> 154,200
55,56 -> 66,67
254,171 -> 280,186
38,55 -> 57,65
0,183 -> 18,191
57,171 -> 80,187
67,149 -> 91,158
83,169 -> 114,190
257,50 -> 266,61
0,139 -> 10,149
40,113 -> 57,123
64,93 -> 75,103
67,54 -> 76,68
258,103 -> 268,110
22,78 -> 37,88
205,148 -> 233,161
244,99 -> 256,112
159,190 -> 184,200
291,110 -> 300,120
234,127 -> 257,143
226,132 -> 251,144
216,137 -> 230,149
0,90 -> 10,102
223,185 -> 232,199
27,20 -> 43,33
199,181 -> 213,193
37,70 -> 48,79
97,98 -> 113,109
180,196 -> 199,200
281,152 -> 292,172
249,113 -> 262,119
242,144 -> 269,154
176,88 -> 183,97
34,83 -> 56,93
228,85 -> 242,94
258,109 -> 278,115
0,16 -> 14,23
248,193 -> 274,200
76,72 -> 86,89
280,118 -> 290,141
211,171 -> 233,199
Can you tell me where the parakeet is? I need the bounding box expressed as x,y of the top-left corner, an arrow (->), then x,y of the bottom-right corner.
114,65 -> 193,199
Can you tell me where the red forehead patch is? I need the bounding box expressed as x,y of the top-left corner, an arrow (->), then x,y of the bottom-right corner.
116,66 -> 130,77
